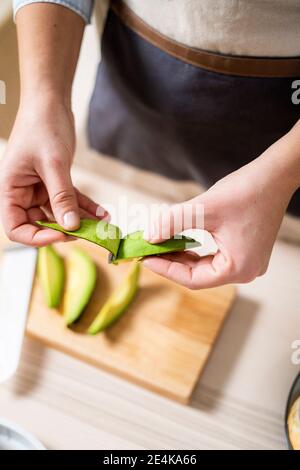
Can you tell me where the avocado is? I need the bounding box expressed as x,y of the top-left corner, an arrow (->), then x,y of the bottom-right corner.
37,219 -> 122,258
37,219 -> 200,263
63,248 -> 97,326
112,230 -> 199,263
88,261 -> 140,334
38,245 -> 64,308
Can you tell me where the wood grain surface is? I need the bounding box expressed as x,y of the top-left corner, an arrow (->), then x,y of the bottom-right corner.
27,240 -> 236,403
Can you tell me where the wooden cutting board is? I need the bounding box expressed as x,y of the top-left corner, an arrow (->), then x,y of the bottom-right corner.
27,240 -> 236,404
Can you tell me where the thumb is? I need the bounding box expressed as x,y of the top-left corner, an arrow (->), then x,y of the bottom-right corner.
43,163 -> 80,230
145,197 -> 205,243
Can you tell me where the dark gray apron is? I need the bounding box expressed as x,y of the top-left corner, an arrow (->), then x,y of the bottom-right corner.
88,2 -> 300,216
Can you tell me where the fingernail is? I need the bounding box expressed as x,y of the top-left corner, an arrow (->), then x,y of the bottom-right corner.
102,212 -> 111,222
96,206 -> 105,218
63,211 -> 80,230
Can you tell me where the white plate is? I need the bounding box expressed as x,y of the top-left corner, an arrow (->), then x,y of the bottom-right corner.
0,419 -> 45,450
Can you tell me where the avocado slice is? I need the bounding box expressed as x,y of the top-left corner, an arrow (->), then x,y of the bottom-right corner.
38,245 -> 64,308
87,262 -> 140,334
63,248 -> 97,326
37,219 -> 122,258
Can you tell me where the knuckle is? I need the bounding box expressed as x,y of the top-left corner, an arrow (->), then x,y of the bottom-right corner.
222,256 -> 234,276
41,151 -> 66,170
0,170 -> 12,190
42,153 -> 64,172
6,230 -> 18,243
51,189 -> 74,206
214,254 -> 235,281
48,154 -> 64,169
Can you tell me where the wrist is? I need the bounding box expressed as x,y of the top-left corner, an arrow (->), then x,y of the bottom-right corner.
18,90 -> 73,124
284,120 -> 300,190
259,124 -> 300,198
19,86 -> 72,112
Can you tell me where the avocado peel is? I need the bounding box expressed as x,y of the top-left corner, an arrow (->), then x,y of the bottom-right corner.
111,230 -> 199,264
37,219 -> 121,258
37,219 -> 200,262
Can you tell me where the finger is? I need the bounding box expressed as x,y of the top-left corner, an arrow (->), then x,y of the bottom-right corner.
78,208 -> 99,220
42,162 -> 80,230
2,204 -> 67,246
43,201 -> 109,224
143,251 -> 230,289
27,207 -> 47,223
145,199 -> 204,243
27,206 -> 73,241
41,201 -> 55,221
157,250 -> 201,267
31,183 -> 49,207
79,204 -> 110,221
76,190 -> 109,220
12,225 -> 68,246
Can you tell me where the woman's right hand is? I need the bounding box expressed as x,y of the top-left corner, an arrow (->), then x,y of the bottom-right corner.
0,96 -> 107,246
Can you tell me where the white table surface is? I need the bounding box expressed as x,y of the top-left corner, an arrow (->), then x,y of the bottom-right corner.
0,159 -> 299,450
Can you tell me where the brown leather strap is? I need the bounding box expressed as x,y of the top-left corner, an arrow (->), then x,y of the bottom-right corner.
111,0 -> 300,78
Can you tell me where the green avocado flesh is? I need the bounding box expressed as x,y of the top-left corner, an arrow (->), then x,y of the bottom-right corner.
113,230 -> 200,263
37,219 -> 200,262
37,219 -> 121,257
88,262 -> 140,334
63,248 -> 97,326
38,246 -> 64,308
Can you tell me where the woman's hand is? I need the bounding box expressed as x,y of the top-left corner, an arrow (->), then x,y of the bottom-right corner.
0,97 -> 107,246
143,128 -> 300,289
0,3 -> 102,246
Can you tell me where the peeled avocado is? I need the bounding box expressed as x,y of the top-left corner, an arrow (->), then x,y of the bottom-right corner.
38,246 -> 64,308
63,248 -> 97,326
88,262 -> 140,334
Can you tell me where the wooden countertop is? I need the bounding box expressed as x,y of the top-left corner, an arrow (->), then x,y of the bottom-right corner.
0,162 -> 299,449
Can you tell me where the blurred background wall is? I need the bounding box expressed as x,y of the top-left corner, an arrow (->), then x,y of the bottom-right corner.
0,1 -> 19,139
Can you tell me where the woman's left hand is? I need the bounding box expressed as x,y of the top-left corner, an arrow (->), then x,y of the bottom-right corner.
143,126 -> 300,289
